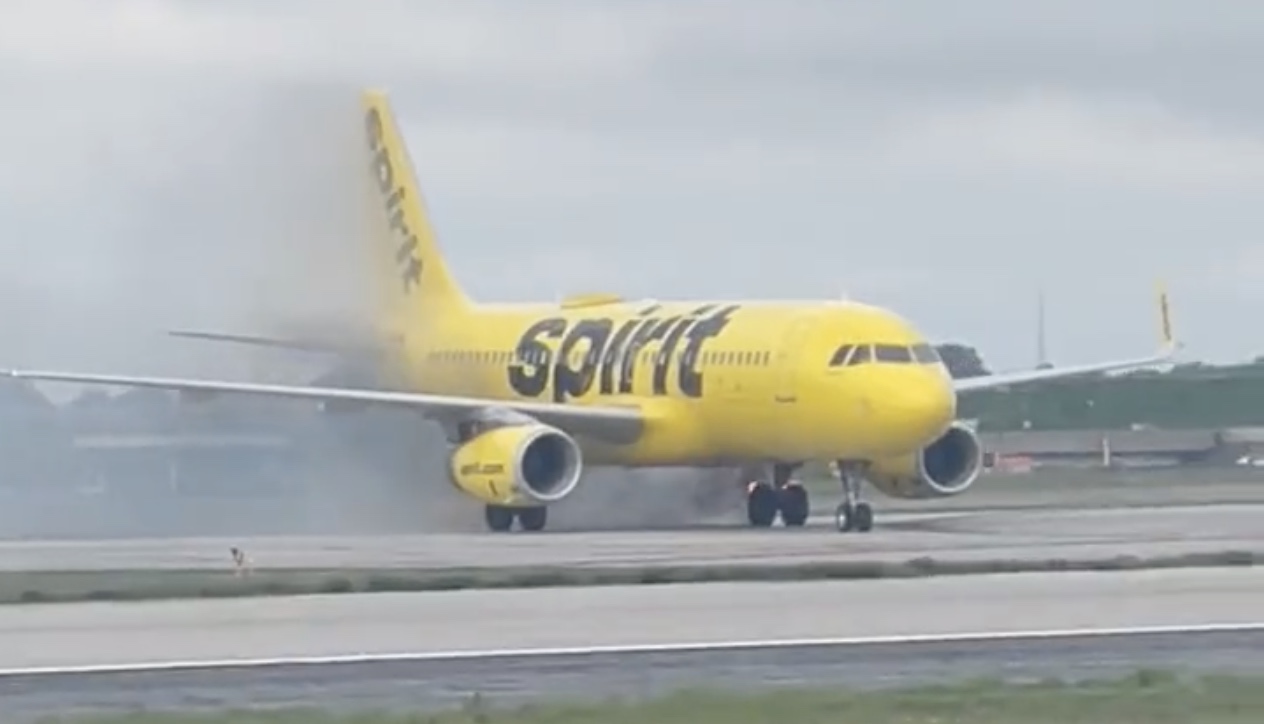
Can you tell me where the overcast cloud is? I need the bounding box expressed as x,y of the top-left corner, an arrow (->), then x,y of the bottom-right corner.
2,0 -> 1263,395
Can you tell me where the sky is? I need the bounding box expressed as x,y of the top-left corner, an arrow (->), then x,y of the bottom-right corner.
2,0 -> 1264,395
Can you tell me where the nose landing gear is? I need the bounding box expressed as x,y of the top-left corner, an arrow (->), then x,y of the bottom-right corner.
832,460 -> 874,533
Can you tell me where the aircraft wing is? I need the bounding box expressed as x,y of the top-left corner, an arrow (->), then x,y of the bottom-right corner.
952,285 -> 1179,393
1,370 -> 645,445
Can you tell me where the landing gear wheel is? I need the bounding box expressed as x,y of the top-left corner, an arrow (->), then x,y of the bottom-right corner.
778,485 -> 809,527
853,502 -> 874,533
746,483 -> 778,527
834,502 -> 854,532
832,460 -> 875,534
518,506 -> 548,532
484,505 -> 515,532
833,502 -> 875,533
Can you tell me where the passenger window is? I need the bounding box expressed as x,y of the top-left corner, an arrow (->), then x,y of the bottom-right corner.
874,344 -> 913,363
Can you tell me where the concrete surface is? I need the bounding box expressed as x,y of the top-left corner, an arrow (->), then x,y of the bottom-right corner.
0,570 -> 1262,721
0,501 -> 1259,572
13,628 -> 1264,723
1,567 -> 1261,670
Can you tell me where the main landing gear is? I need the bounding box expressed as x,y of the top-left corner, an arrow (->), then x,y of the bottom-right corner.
484,504 -> 548,532
745,463 -> 810,528
833,460 -> 874,533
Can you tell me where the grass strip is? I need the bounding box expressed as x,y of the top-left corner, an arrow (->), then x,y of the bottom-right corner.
1,549 -> 1257,605
44,669 -> 1264,723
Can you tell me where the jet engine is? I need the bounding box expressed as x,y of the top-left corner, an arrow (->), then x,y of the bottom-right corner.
864,421 -> 983,499
447,423 -> 584,506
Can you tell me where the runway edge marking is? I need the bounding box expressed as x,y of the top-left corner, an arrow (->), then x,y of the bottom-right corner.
1,622 -> 1262,678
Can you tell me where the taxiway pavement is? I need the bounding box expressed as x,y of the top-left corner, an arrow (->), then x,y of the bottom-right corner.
0,501 -> 1258,571
0,569 -> 1261,721
0,567 -> 1260,670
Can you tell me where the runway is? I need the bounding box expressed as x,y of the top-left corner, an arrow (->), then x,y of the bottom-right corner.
5,477 -> 1263,721
0,568 -> 1262,721
0,501 -> 1259,571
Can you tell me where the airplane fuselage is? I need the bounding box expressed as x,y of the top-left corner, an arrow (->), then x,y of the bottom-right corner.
403,296 -> 957,468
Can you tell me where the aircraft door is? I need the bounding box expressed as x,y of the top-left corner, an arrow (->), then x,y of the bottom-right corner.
774,315 -> 814,405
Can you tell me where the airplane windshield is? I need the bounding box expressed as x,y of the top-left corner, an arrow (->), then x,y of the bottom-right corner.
910,343 -> 941,363
828,342 -> 941,367
873,344 -> 912,362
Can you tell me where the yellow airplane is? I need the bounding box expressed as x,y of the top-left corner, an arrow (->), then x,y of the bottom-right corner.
4,89 -> 1181,534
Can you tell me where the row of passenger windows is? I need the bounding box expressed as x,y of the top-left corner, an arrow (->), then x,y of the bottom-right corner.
829,343 -> 942,367
427,343 -> 941,369
426,349 -> 773,367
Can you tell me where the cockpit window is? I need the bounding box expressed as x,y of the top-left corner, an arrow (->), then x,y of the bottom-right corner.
828,344 -> 855,366
910,343 -> 941,363
829,342 -> 940,367
873,344 -> 913,362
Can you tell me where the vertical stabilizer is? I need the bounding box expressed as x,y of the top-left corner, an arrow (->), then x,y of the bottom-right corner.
359,88 -> 472,334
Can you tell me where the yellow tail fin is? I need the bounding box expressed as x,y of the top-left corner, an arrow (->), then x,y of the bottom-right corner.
1156,281 -> 1178,352
360,88 -> 471,331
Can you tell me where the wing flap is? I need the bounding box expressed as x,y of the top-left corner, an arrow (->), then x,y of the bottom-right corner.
5,370 -> 645,445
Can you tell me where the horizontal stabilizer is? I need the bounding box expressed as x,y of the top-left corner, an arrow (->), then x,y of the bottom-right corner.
168,329 -> 401,359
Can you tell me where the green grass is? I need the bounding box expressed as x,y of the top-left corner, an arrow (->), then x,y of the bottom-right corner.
41,670 -> 1264,723
1,549 -> 1258,605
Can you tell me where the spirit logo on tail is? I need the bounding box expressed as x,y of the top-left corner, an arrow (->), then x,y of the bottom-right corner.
508,304 -> 740,402
365,107 -> 424,291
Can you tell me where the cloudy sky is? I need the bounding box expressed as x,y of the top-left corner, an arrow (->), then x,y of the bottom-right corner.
1,0 -> 1263,391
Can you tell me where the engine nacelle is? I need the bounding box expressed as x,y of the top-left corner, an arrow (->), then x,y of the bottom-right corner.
864,421 -> 984,499
447,423 -> 583,506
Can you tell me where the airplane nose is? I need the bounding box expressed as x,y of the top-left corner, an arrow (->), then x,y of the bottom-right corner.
869,372 -> 956,449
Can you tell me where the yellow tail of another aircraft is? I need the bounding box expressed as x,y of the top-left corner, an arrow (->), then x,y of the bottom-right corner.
3,88 -> 1185,536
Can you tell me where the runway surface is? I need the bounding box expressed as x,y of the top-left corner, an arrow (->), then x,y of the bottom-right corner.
0,501 -> 1259,571
1,568 -> 1262,721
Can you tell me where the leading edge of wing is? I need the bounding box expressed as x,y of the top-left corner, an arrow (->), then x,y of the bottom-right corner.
952,281 -> 1181,394
951,349 -> 1176,393
3,369 -> 645,445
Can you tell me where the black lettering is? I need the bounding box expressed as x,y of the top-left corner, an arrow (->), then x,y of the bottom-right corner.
617,317 -> 663,394
506,304 -> 737,401
508,318 -> 565,397
552,319 -> 613,403
364,107 -> 424,292
647,316 -> 685,395
599,317 -> 643,394
650,306 -> 715,395
678,305 -> 740,398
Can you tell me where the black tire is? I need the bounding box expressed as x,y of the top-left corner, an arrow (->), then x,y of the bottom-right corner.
833,502 -> 854,532
853,502 -> 874,533
778,485 -> 810,527
484,505 -> 515,532
746,484 -> 778,527
518,506 -> 548,532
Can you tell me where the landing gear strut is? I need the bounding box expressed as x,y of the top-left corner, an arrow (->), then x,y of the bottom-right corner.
832,460 -> 874,533
745,463 -> 809,528
484,504 -> 548,532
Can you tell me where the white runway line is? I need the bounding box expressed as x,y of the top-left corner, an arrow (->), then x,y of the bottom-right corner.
2,621 -> 1262,678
